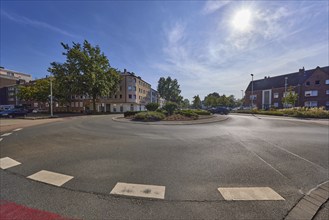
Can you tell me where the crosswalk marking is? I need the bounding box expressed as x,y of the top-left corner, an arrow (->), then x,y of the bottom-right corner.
0,157 -> 21,169
218,187 -> 285,200
110,182 -> 166,199
13,128 -> 23,132
1,133 -> 12,137
27,170 -> 73,187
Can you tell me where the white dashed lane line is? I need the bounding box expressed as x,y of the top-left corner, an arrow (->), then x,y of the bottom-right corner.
218,187 -> 285,201
0,157 -> 21,169
13,128 -> 23,132
27,170 -> 74,187
110,182 -> 166,199
1,133 -> 12,137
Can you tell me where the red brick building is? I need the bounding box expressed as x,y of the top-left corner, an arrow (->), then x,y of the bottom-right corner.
244,66 -> 329,109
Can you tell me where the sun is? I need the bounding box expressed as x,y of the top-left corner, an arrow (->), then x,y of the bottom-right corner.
232,9 -> 252,31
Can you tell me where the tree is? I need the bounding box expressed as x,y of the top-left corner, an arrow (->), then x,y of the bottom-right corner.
157,77 -> 183,103
282,86 -> 298,108
145,103 -> 159,111
192,95 -> 202,109
48,40 -> 121,112
163,102 -> 178,115
181,99 -> 190,109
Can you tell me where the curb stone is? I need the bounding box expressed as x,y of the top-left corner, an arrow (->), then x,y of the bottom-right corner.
112,115 -> 229,125
285,181 -> 329,220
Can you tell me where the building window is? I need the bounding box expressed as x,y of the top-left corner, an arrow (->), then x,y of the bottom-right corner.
114,95 -> 117,99
304,101 -> 318,107
326,90 -> 329,95
273,103 -> 279,107
305,90 -> 318,97
326,79 -> 329,84
128,86 -> 132,91
80,102 -> 83,107
305,81 -> 310,86
129,94 -> 132,99
326,101 -> 329,106
273,93 -> 279,98
134,95 -> 136,99
120,86 -> 122,91
120,94 -> 122,99
315,80 -> 320,85
250,95 -> 257,100
113,104 -> 116,112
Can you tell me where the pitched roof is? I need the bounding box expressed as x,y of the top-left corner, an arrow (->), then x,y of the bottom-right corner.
245,66 -> 329,91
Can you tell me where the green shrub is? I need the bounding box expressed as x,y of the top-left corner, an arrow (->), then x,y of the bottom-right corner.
192,109 -> 211,115
124,111 -> 141,117
175,110 -> 199,119
156,108 -> 168,115
163,102 -> 178,116
145,103 -> 159,111
134,111 -> 165,121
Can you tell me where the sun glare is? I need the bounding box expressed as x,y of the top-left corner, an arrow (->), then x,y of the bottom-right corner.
232,9 -> 252,31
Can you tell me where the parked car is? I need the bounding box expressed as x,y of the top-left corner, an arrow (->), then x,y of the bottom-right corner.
32,109 -> 48,113
209,107 -> 230,115
0,108 -> 28,118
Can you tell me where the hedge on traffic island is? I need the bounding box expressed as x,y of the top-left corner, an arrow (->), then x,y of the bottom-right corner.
236,107 -> 329,119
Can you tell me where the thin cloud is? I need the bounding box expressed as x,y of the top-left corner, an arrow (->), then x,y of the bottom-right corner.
1,10 -> 79,38
202,1 -> 231,15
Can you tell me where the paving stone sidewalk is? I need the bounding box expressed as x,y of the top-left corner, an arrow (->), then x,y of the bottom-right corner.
285,181 -> 329,220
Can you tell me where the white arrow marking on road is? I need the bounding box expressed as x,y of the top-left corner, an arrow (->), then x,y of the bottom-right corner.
1,133 -> 12,137
13,128 -> 23,132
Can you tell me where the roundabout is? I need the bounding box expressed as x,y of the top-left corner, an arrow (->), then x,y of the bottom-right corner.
0,114 -> 328,219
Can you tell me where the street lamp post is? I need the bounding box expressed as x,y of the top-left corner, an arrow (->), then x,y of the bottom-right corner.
251,74 -> 254,109
50,78 -> 53,117
284,76 -> 288,108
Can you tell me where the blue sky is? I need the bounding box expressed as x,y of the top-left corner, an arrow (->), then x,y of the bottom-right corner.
1,0 -> 328,100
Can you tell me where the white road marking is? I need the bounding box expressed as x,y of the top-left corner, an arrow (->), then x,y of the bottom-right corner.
218,187 -> 285,200
110,182 -> 166,199
0,157 -> 21,169
13,128 -> 23,132
1,133 -> 12,137
0,138 -> 3,142
27,170 -> 74,187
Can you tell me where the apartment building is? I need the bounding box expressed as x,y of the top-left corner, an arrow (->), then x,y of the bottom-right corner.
244,66 -> 329,109
0,67 -> 32,105
93,69 -> 153,112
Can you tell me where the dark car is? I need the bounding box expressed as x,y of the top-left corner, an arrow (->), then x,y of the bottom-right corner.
0,108 -> 28,118
209,107 -> 230,115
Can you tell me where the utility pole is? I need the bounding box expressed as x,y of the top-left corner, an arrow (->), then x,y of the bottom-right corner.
251,74 -> 254,109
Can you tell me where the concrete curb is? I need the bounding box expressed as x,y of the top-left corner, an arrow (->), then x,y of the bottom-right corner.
285,181 -> 329,220
112,115 -> 229,125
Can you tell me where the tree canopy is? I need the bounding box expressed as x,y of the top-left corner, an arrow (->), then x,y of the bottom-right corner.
282,86 -> 298,107
203,92 -> 237,108
192,95 -> 202,109
157,77 -> 183,104
48,40 -> 121,112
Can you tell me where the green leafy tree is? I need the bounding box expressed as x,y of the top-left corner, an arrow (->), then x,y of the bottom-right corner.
157,77 -> 183,103
192,95 -> 202,109
145,102 -> 159,111
181,98 -> 190,109
163,102 -> 178,115
282,86 -> 298,107
48,40 -> 121,112
17,85 -> 36,102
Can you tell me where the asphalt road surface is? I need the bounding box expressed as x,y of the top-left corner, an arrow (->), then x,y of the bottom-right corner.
1,114 -> 328,219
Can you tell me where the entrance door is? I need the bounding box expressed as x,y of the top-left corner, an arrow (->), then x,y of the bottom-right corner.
262,90 -> 272,110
